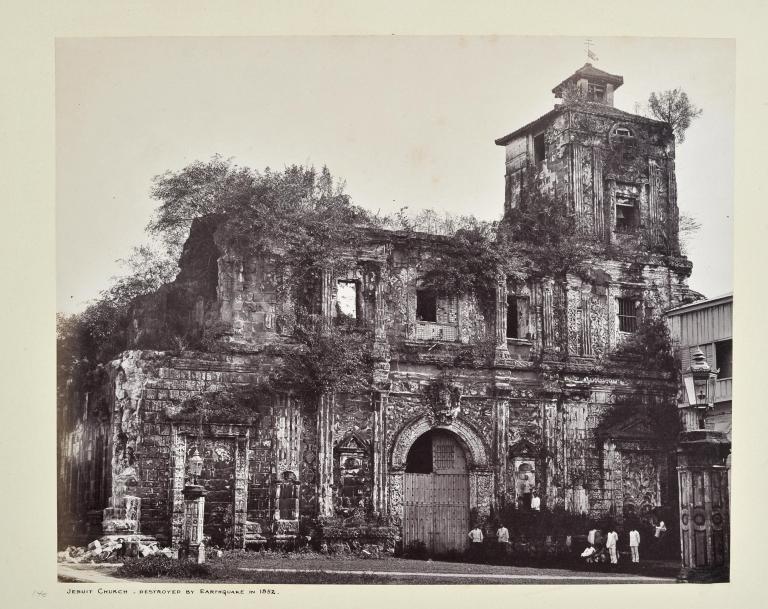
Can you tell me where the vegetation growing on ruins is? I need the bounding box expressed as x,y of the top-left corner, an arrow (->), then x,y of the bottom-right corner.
166,385 -> 272,425
148,157 -> 380,304
268,312 -> 374,397
407,171 -> 602,312
611,314 -> 677,373
600,316 -> 680,438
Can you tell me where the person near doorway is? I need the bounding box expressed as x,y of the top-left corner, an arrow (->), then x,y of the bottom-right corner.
653,520 -> 667,558
520,474 -> 533,509
606,527 -> 619,564
468,525 -> 484,563
629,527 -> 641,563
496,523 -> 510,560
530,490 -> 541,511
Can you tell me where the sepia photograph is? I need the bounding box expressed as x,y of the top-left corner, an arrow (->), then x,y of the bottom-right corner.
55,35 -> 733,586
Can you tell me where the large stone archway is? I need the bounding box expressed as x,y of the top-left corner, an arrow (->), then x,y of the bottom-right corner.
388,416 -> 493,533
391,415 -> 490,470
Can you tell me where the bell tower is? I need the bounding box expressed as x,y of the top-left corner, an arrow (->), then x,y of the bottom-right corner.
552,63 -> 624,106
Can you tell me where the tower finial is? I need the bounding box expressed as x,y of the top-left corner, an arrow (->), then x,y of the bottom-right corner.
585,39 -> 598,62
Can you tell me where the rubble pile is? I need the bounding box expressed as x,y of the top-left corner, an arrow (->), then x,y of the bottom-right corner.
58,538 -> 176,564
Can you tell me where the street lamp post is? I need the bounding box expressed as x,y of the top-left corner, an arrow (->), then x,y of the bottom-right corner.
182,446 -> 207,564
676,348 -> 730,582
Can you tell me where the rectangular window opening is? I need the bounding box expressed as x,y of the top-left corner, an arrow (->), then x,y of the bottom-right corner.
506,295 -> 518,339
533,133 -> 546,165
416,289 -> 437,322
617,298 -> 638,333
715,340 -> 732,379
588,82 -> 605,102
336,281 -> 358,319
615,196 -> 638,233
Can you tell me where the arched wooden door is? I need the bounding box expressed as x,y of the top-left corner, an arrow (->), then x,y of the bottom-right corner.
403,430 -> 469,554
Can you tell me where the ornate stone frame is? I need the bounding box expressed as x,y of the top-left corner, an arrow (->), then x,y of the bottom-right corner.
388,415 -> 493,525
170,423 -> 250,549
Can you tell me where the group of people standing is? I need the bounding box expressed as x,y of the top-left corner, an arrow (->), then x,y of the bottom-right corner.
582,521 -> 666,565
466,517 -> 668,566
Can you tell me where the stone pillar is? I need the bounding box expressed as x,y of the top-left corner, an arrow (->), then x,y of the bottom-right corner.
494,273 -> 511,365
317,392 -> 334,517
372,390 -> 389,514
182,486 -> 206,564
677,430 -> 731,582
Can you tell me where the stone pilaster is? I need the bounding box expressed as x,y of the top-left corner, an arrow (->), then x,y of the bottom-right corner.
580,289 -> 593,356
316,393 -> 334,516
371,390 -> 389,514
492,397 -> 509,509
372,267 -> 391,385
494,273 -> 511,365
592,146 -> 605,238
542,279 -> 554,349
320,269 -> 333,323
233,437 -> 249,549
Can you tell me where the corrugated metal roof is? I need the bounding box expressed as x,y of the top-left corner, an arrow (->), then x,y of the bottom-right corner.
665,293 -> 733,316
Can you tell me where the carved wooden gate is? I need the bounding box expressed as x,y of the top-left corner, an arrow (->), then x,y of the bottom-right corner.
403,431 -> 469,554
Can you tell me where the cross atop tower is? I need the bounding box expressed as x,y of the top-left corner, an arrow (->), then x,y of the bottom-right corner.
585,39 -> 599,62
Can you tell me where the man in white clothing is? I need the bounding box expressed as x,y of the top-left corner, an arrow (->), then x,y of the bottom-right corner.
606,528 -> 619,564
530,491 -> 541,511
629,528 -> 641,563
468,525 -> 484,562
496,523 -> 510,559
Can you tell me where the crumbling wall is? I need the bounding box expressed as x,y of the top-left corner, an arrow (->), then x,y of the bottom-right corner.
128,216 -> 220,350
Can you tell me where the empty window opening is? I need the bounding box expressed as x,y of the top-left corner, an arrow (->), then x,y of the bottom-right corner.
715,340 -> 732,379
614,127 -> 633,137
507,295 -> 519,339
615,196 -> 638,233
336,281 -> 358,318
587,82 -> 605,102
533,133 -> 546,165
617,298 -> 638,333
416,289 -> 437,322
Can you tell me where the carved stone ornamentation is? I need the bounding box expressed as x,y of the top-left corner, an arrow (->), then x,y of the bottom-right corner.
425,378 -> 463,426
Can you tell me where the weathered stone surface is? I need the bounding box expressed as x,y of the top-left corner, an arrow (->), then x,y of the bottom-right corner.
59,63 -> 695,550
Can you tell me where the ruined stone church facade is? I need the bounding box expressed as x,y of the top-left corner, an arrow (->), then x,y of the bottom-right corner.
59,64 -> 698,552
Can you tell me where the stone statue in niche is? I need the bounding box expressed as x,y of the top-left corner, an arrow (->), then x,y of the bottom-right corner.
275,470 -> 300,521
426,378 -> 463,426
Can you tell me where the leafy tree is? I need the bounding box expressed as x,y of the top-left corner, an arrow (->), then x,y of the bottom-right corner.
148,157 -> 378,305
57,244 -> 178,368
678,212 -> 701,256
647,89 -> 702,143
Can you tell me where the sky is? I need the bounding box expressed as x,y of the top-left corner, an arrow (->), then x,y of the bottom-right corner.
56,36 -> 734,314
